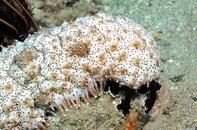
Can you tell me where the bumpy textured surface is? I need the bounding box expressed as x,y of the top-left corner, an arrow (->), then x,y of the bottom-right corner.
0,13 -> 161,129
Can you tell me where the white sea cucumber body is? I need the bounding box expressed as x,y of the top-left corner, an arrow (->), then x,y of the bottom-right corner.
0,13 -> 161,129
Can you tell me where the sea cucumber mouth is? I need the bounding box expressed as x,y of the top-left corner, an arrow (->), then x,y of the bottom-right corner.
104,80 -> 161,115
44,78 -> 161,116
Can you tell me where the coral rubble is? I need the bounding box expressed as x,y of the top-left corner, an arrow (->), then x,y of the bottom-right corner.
31,0 -> 103,27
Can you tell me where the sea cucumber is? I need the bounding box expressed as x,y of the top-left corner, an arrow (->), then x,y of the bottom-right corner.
0,13 -> 161,129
